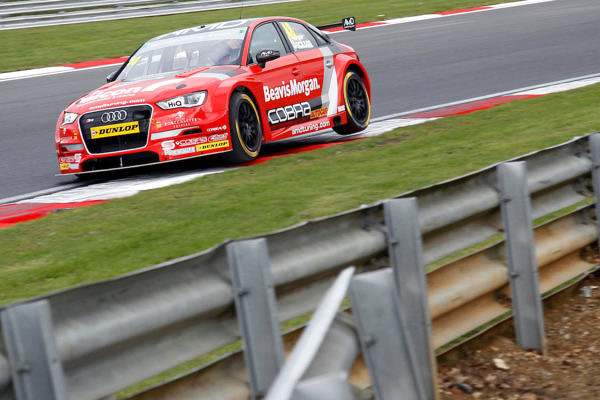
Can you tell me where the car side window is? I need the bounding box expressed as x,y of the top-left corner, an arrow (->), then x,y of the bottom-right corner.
248,23 -> 288,64
280,21 -> 319,52
308,27 -> 329,47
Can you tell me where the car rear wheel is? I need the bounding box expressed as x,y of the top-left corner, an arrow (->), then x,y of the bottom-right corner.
333,71 -> 371,135
226,92 -> 262,163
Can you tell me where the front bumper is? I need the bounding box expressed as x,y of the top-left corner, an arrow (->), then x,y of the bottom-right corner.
56,104 -> 231,174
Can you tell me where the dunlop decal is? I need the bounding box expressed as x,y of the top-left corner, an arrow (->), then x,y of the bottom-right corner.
196,140 -> 229,152
91,121 -> 140,139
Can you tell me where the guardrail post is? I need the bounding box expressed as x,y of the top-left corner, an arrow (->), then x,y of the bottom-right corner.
0,300 -> 68,400
291,314 -> 358,400
498,161 -> 547,353
589,133 -> 600,250
227,239 -> 285,399
265,267 -> 355,400
384,198 -> 439,400
292,371 -> 355,400
349,269 -> 428,400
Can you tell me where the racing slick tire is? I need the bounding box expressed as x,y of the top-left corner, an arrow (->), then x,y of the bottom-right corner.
333,70 -> 371,135
225,91 -> 263,163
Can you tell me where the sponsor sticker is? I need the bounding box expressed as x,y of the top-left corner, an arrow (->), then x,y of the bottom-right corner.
263,78 -> 320,102
342,17 -> 356,31
88,98 -> 146,110
164,147 -> 196,156
268,101 -> 311,125
196,140 -> 229,152
337,105 -> 346,113
207,125 -> 227,133
59,163 -> 69,171
292,120 -> 331,135
310,108 -> 328,119
161,140 -> 175,150
59,154 -> 82,163
90,121 -> 140,139
176,137 -> 207,146
163,139 -> 229,156
157,117 -> 201,129
80,87 -> 143,104
209,133 -> 229,142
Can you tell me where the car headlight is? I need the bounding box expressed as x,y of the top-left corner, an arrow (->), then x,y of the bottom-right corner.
157,91 -> 207,110
61,112 -> 78,126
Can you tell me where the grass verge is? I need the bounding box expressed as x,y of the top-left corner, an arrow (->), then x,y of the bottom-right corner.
0,0 -> 518,72
1,83 -> 600,306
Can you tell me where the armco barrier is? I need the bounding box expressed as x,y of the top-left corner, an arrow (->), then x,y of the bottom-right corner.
1,133 -> 599,399
0,0 -> 301,30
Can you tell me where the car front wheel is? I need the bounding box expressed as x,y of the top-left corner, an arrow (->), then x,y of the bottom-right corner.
226,91 -> 262,162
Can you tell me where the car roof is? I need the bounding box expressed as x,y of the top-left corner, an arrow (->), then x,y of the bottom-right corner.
149,17 -> 308,42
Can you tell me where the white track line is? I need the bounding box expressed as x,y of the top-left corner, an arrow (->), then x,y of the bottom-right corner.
0,0 -> 558,82
17,169 -> 228,203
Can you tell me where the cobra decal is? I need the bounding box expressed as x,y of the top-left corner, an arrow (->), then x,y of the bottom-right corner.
268,102 -> 311,125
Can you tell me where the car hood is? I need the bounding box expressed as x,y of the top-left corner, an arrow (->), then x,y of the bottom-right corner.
67,66 -> 245,112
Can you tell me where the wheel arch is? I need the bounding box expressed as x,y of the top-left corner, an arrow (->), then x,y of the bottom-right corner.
229,84 -> 270,142
344,62 -> 372,100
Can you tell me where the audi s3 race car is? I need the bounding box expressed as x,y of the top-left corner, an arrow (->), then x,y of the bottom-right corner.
55,16 -> 371,174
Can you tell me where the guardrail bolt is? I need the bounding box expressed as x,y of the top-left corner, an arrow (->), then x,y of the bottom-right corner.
17,362 -> 31,374
364,334 -> 377,348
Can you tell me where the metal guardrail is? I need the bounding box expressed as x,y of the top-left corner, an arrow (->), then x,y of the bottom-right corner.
1,133 -> 599,399
0,0 -> 302,30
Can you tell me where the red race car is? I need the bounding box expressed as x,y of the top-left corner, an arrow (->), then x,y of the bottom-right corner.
55,17 -> 371,174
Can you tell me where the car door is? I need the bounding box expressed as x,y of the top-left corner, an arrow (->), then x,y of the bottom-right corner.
277,20 -> 338,119
247,21 -> 305,140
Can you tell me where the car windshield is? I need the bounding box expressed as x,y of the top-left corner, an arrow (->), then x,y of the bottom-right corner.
117,27 -> 248,82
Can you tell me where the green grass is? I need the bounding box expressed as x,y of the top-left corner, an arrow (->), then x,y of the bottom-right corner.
0,0 -> 518,72
1,84 -> 600,306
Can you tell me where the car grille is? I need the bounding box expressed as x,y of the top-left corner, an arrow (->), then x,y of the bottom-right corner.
79,105 -> 152,154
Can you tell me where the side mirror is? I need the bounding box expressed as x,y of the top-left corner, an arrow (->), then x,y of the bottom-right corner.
256,49 -> 280,68
106,70 -> 118,83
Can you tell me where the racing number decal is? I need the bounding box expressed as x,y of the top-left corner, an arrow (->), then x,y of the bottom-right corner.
128,56 -> 142,66
282,22 -> 297,40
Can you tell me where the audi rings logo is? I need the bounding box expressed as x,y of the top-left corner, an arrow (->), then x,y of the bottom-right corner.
101,110 -> 127,123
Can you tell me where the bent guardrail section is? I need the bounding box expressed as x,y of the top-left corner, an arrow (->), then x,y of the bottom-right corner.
0,133 -> 599,400
0,0 -> 302,30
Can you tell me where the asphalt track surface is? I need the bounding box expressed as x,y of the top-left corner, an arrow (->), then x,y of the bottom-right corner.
1,0 -> 599,199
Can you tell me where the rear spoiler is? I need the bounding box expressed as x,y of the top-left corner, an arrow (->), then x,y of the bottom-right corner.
317,16 -> 356,31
